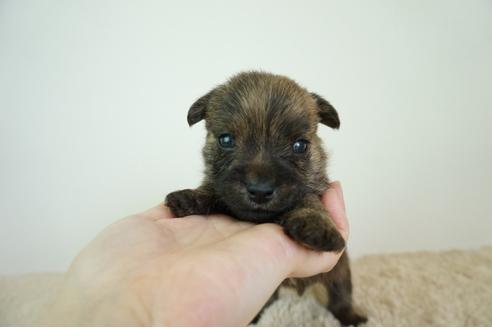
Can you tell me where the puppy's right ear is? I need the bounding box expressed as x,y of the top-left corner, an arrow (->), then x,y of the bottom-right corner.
187,90 -> 214,126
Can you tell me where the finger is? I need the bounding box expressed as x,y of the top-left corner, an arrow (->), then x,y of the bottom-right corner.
232,224 -> 343,279
139,203 -> 175,221
321,181 -> 349,241
291,246 -> 344,277
332,180 -> 346,212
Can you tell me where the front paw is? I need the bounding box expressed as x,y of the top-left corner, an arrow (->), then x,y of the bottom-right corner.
165,189 -> 212,217
281,213 -> 345,252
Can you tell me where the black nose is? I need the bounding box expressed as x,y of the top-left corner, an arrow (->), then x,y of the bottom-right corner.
246,182 -> 275,204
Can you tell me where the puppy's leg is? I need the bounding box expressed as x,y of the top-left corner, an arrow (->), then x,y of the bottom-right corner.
165,186 -> 215,217
278,194 -> 345,252
321,253 -> 367,326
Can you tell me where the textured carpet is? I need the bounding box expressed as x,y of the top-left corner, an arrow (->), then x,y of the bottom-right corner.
1,247 -> 491,326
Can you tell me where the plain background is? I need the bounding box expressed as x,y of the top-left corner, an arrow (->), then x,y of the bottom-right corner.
1,0 -> 491,274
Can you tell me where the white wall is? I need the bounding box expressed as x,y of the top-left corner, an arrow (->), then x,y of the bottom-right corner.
1,0 -> 491,274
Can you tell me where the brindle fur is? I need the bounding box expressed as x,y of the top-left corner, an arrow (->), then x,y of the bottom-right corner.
165,71 -> 367,326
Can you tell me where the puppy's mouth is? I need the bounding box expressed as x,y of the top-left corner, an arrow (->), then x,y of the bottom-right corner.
221,189 -> 293,223
215,174 -> 303,223
231,207 -> 281,223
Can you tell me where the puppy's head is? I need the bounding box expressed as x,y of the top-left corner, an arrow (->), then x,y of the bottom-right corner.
188,71 -> 339,222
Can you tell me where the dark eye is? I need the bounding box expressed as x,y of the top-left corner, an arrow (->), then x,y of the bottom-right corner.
218,133 -> 235,148
292,139 -> 309,153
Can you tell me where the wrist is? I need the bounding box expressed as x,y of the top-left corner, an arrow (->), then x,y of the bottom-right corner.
36,271 -> 145,325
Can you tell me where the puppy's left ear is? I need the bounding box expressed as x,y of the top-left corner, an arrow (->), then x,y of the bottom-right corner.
187,90 -> 214,126
311,93 -> 340,129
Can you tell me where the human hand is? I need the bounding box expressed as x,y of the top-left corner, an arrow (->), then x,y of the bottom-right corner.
38,181 -> 349,326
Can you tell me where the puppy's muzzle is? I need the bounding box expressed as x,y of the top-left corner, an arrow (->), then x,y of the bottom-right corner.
246,181 -> 275,204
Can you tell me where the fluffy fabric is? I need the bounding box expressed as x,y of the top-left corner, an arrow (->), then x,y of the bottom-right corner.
1,247 -> 491,326
258,246 -> 492,326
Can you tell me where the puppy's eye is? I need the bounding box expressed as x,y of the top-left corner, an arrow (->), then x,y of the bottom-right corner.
292,139 -> 309,153
218,133 -> 235,149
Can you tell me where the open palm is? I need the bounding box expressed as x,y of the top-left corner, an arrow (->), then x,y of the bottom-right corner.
40,182 -> 349,326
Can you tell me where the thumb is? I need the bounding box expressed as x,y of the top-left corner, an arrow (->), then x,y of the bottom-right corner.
321,181 -> 349,242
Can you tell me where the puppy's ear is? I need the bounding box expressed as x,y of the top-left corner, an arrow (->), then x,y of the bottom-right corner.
311,93 -> 340,129
187,90 -> 214,126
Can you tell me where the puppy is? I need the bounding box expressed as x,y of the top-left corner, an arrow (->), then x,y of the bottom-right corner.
166,71 -> 367,326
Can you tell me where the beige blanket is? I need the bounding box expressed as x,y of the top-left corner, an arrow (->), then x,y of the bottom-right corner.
1,247 -> 491,326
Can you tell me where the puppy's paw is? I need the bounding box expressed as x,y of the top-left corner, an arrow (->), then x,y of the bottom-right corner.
165,189 -> 212,217
281,213 -> 345,252
335,307 -> 368,327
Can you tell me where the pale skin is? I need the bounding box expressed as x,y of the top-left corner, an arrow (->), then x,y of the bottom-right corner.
38,181 -> 350,326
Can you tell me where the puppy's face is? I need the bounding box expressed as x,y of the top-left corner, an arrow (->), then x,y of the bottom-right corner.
188,72 -> 340,222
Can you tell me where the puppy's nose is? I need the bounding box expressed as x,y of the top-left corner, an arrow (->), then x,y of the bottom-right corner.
246,182 -> 275,204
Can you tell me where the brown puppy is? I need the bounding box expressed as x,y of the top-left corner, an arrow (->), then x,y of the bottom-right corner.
166,71 -> 367,326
